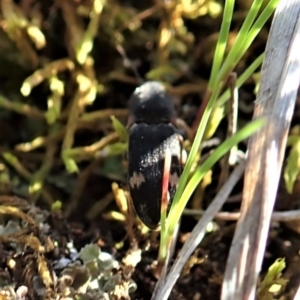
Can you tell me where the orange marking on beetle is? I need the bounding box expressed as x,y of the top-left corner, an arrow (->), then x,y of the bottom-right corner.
161,149 -> 171,212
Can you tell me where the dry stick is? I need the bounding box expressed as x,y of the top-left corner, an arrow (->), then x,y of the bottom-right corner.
79,109 -> 128,123
29,143 -> 57,204
116,44 -> 143,84
118,2 -> 162,32
0,95 -> 45,119
294,285 -> 300,300
227,73 -> 238,165
21,58 -> 74,96
16,129 -> 65,152
151,159 -> 246,300
64,159 -> 99,218
217,73 -> 238,190
184,209 -> 300,222
16,112 -> 123,152
1,152 -> 53,205
67,132 -> 119,162
221,2 -> 300,300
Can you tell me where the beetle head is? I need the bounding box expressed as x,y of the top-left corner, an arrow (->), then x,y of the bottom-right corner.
128,81 -> 176,127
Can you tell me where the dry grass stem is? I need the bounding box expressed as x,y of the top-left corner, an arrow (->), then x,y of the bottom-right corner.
152,158 -> 246,300
222,2 -> 300,299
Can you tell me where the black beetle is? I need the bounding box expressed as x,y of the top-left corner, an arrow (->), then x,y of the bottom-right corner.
127,81 -> 184,229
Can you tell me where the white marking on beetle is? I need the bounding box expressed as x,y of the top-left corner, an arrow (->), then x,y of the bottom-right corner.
129,172 -> 145,188
181,149 -> 187,165
169,172 -> 180,188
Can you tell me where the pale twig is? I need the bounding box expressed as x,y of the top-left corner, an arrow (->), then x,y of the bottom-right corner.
184,209 -> 300,222
293,285 -> 300,300
116,44 -> 143,84
0,95 -> 44,119
64,159 -> 99,218
222,2 -> 300,300
151,159 -> 246,300
217,72 -> 238,190
79,109 -> 128,123
2,152 -> 53,204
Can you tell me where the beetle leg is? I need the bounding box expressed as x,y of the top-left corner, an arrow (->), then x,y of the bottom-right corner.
175,117 -> 193,141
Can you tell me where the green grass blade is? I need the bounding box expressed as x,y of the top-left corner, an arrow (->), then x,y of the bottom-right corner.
238,0 -> 281,59
209,0 -> 235,89
217,0 -> 279,83
170,84 -> 222,209
167,117 -> 266,233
